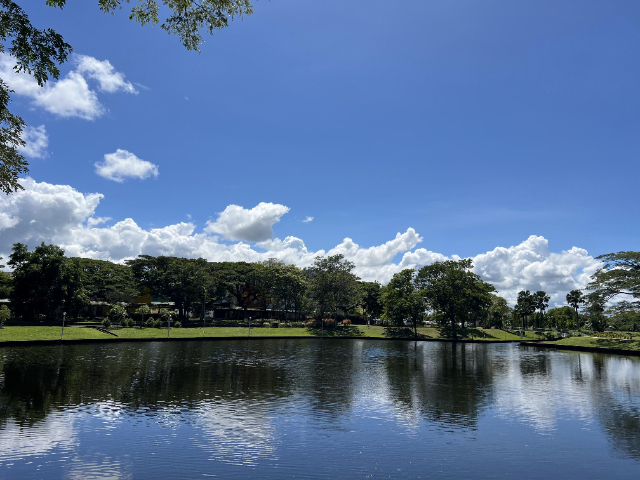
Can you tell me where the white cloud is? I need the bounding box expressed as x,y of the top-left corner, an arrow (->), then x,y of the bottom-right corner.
74,55 -> 137,94
0,179 -> 602,306
303,216 -> 314,223
0,53 -> 136,120
17,125 -> 49,158
205,203 -> 290,242
95,149 -> 159,182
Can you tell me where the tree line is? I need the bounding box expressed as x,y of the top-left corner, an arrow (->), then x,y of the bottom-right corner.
1,243 -> 638,336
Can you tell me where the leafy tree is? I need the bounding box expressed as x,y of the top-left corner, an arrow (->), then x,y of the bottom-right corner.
273,263 -> 307,322
381,269 -> 423,338
1,0 -> 253,194
72,257 -> 138,304
0,269 -> 11,298
127,255 -> 211,320
487,294 -> 512,329
415,259 -> 494,339
588,251 -> 640,307
7,242 -> 88,320
546,306 -> 575,331
0,304 -> 9,326
136,304 -> 150,328
360,281 -> 382,324
305,254 -> 361,328
216,261 -> 261,320
566,289 -> 585,329
107,304 -> 128,326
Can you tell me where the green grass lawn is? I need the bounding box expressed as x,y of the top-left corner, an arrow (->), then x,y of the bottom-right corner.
0,325 -> 538,343
546,336 -> 640,352
0,326 -> 113,341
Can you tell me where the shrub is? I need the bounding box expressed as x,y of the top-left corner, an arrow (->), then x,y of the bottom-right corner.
263,322 -> 271,328
101,318 -> 111,329
173,321 -> 182,328
145,317 -> 155,328
271,322 -> 279,328
124,318 -> 135,328
153,319 -> 162,328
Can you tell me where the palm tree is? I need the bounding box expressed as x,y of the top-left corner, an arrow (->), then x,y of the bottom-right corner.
533,291 -> 550,330
516,290 -> 535,333
566,290 -> 585,329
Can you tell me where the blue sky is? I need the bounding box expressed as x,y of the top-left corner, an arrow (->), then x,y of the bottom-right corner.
1,1 -> 639,304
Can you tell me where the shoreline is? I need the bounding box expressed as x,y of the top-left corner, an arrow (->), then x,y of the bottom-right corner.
0,334 -> 535,348
521,341 -> 640,357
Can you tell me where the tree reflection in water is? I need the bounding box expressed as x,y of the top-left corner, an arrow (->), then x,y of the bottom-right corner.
0,339 -> 639,465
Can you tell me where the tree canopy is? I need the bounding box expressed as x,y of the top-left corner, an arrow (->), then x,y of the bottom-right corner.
588,251 -> 640,307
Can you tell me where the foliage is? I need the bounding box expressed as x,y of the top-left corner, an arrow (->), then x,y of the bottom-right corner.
0,270 -> 12,298
107,304 -> 128,324
0,0 -> 72,193
515,290 -> 535,330
566,289 -> 585,328
101,318 -> 111,329
0,304 -> 9,326
305,255 -> 362,328
415,259 -> 494,339
381,269 -> 423,338
588,251 -> 640,307
72,258 -> 138,304
173,321 -> 182,328
487,294 -> 512,329
360,281 -> 382,322
145,317 -> 155,328
8,242 -> 88,320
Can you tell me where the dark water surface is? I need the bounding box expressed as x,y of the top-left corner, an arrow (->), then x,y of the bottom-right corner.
0,339 -> 639,479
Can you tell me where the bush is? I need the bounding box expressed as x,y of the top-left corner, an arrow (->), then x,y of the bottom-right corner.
145,317 -> 155,328
101,318 -> 111,329
153,319 -> 162,328
123,318 -> 134,328
271,322 -> 279,328
173,321 -> 182,328
263,322 -> 270,328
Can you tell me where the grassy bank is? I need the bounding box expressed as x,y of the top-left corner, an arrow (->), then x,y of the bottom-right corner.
0,325 -> 533,343
544,336 -> 640,352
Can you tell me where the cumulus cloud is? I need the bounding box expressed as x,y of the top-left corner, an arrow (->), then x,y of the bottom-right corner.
302,216 -> 314,223
205,203 -> 290,242
0,53 -> 136,120
95,149 -> 159,182
0,179 -> 602,306
17,125 -> 49,158
74,55 -> 137,94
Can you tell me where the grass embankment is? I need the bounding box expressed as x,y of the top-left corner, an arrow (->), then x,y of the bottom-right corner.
0,325 -> 533,343
544,336 -> 640,352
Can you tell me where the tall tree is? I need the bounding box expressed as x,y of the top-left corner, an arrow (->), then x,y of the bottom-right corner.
216,261 -> 261,320
566,289 -> 585,329
381,269 -> 423,338
515,290 -> 535,331
415,259 -> 494,339
532,290 -> 550,329
8,242 -> 88,320
305,254 -> 361,328
487,294 -> 512,329
273,263 -> 307,322
1,0 -> 253,194
72,257 -> 138,303
360,281 -> 383,324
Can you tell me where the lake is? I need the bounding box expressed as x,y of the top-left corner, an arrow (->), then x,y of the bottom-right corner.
0,339 -> 639,479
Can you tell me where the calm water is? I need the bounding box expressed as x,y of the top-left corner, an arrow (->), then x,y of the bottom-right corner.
0,339 -> 639,479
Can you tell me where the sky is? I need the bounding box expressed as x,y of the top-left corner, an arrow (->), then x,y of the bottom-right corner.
1,0 -> 639,306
